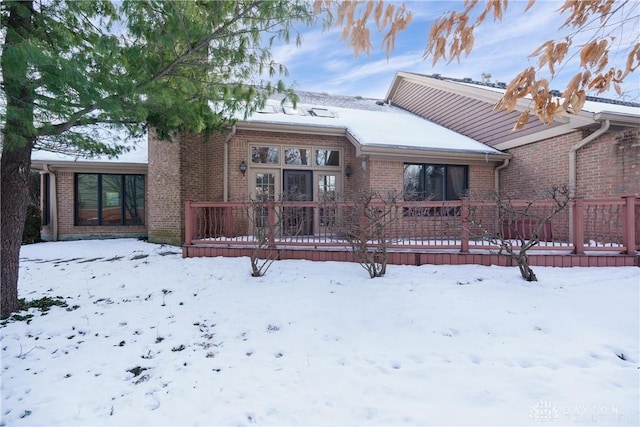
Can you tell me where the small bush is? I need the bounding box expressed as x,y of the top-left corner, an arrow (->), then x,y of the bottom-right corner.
22,204 -> 42,244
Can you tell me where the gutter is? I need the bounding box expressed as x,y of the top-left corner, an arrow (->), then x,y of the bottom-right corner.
223,125 -> 236,202
42,163 -> 58,241
494,158 -> 510,194
569,119 -> 610,198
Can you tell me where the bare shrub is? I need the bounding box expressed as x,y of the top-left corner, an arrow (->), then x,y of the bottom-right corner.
338,191 -> 401,279
468,186 -> 571,281
246,195 -> 308,277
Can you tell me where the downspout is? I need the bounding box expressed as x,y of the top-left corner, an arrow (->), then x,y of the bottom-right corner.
568,118 -> 610,242
223,125 -> 236,202
569,119 -> 610,198
494,158 -> 510,194
42,164 -> 58,241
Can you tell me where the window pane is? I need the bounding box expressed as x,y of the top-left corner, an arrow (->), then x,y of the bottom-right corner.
251,146 -> 279,164
315,149 -> 340,166
254,173 -> 276,227
125,175 -> 145,225
318,174 -> 337,227
284,148 -> 310,165
403,164 -> 423,201
318,174 -> 336,201
255,173 -> 276,201
77,174 -> 99,225
102,175 -> 122,225
446,166 -> 467,200
425,165 -> 444,201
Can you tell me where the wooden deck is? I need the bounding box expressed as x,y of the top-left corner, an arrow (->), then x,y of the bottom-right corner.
183,197 -> 640,268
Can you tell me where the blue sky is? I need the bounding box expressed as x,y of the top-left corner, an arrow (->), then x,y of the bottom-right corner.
271,1 -> 640,101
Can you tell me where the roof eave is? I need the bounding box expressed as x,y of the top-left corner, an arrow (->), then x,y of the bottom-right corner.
593,111 -> 640,127
357,144 -> 511,165
387,72 -> 505,106
31,159 -> 147,173
236,120 -> 346,136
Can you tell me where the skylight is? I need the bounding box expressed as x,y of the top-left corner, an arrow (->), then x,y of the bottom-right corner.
256,105 -> 278,114
310,108 -> 335,118
283,106 -> 305,116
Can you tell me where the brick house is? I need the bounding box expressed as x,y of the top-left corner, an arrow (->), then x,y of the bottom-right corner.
32,73 -> 639,264
148,92 -> 510,246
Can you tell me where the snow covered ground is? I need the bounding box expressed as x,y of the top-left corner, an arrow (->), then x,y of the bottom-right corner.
1,239 -> 638,426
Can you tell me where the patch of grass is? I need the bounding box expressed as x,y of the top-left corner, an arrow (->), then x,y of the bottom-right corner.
1,313 -> 35,325
127,366 -> 148,377
19,296 -> 68,312
2,297 -> 68,324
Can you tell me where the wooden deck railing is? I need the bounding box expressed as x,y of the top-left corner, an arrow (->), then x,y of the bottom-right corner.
184,196 -> 639,255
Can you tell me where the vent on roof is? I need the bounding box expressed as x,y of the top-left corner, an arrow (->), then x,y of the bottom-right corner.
462,77 -> 473,83
256,105 -> 278,114
310,108 -> 335,118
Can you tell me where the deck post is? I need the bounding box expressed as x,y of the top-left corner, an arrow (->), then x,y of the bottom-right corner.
573,198 -> 584,255
359,205 -> 367,244
268,200 -> 276,248
623,196 -> 636,254
225,206 -> 233,237
184,200 -> 193,245
460,198 -> 469,253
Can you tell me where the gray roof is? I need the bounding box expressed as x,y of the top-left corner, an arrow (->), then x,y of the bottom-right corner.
246,92 -> 506,155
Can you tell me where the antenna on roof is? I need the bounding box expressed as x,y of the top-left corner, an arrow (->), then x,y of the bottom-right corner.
481,72 -> 492,84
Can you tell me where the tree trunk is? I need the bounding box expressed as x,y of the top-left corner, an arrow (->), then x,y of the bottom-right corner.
516,252 -> 537,282
1,0 -> 35,318
1,144 -> 32,318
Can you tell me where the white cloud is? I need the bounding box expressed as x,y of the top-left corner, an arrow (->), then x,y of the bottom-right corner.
270,0 -> 639,101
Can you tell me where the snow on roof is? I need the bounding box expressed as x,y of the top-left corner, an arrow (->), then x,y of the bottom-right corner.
246,92 -> 503,155
439,76 -> 640,117
29,89 -> 507,166
31,126 -> 148,164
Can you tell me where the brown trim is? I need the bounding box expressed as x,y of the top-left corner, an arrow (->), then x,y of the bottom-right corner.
31,160 -> 147,174
236,121 -> 346,137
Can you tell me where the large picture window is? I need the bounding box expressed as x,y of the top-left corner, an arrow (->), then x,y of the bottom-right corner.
403,164 -> 467,201
76,174 -> 145,226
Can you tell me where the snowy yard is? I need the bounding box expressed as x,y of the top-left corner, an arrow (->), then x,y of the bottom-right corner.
1,239 -> 638,426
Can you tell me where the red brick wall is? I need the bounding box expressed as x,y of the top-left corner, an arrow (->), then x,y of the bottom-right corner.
500,127 -> 639,198
343,143 -> 370,200
367,159 -> 402,196
469,164 -> 496,197
500,131 -> 580,197
579,128 -> 639,198
148,129 -> 183,244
